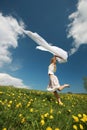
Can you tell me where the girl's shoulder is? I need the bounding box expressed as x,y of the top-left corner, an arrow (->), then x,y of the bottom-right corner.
48,63 -> 55,70
49,63 -> 54,67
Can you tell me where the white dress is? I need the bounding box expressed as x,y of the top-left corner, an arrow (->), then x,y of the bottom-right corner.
47,63 -> 60,92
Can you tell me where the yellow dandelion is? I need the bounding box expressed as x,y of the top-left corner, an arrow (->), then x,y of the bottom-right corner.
44,113 -> 49,117
80,114 -> 87,122
1,102 -> 4,105
27,103 -> 30,107
16,104 -> 19,108
16,102 -> 22,108
19,114 -> 22,118
43,99 -> 46,102
0,91 -> 3,94
83,114 -> 87,121
21,118 -> 26,123
80,118 -> 86,122
72,105 -> 74,107
30,108 -> 33,112
12,93 -> 15,96
46,127 -> 52,130
41,114 -> 44,119
72,115 -> 79,122
4,99 -> 7,103
7,104 -> 11,108
44,103 -> 47,106
79,124 -> 84,130
34,98 -> 37,100
2,128 -> 7,130
30,99 -> 33,102
49,115 -> 54,119
58,111 -> 61,114
27,101 -> 31,107
73,125 -> 78,130
40,119 -> 45,125
56,101 -> 58,104
78,114 -> 82,118
9,100 -> 12,104
68,109 -> 71,113
55,128 -> 60,130
50,108 -> 53,114
83,114 -> 87,117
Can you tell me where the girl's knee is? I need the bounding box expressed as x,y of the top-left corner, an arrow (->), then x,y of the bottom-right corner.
58,88 -> 61,91
53,91 -> 57,94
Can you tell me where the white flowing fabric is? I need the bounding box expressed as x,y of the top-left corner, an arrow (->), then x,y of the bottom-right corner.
24,30 -> 68,63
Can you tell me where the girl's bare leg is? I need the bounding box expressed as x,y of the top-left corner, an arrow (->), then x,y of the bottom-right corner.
53,91 -> 63,104
58,84 -> 70,91
53,84 -> 70,105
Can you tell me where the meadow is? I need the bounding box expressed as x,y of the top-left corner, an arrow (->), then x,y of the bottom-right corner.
0,86 -> 87,130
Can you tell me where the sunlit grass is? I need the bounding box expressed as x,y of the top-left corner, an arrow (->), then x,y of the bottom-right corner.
0,86 -> 87,130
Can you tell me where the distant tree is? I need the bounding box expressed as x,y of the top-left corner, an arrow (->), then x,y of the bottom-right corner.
83,77 -> 87,91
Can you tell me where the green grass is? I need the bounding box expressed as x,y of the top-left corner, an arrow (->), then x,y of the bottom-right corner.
0,86 -> 87,130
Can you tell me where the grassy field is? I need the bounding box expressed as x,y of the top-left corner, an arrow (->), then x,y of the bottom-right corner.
0,86 -> 87,130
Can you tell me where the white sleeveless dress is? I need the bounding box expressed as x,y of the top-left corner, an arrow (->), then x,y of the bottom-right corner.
47,63 -> 60,92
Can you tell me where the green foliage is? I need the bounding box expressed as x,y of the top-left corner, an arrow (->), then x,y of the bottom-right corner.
83,77 -> 87,91
0,86 -> 87,130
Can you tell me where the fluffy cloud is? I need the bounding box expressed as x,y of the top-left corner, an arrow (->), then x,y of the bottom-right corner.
0,73 -> 29,88
67,0 -> 87,55
0,13 -> 25,67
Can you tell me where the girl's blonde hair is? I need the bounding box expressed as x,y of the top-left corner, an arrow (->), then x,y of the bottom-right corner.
50,56 -> 56,64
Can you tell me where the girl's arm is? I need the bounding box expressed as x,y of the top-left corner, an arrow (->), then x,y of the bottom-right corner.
54,55 -> 65,60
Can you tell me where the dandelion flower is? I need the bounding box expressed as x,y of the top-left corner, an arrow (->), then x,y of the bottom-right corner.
40,119 -> 45,125
55,128 -> 60,130
73,125 -> 78,130
72,115 -> 79,122
78,114 -> 82,118
79,124 -> 84,130
16,102 -> 22,108
30,108 -> 33,112
83,114 -> 87,117
46,127 -> 52,130
21,118 -> 26,123
83,114 -> 87,121
58,111 -> 61,114
68,109 -> 71,113
43,99 -> 46,102
41,114 -> 44,119
56,101 -> 58,104
80,114 -> 87,122
0,91 -> 3,94
9,100 -> 12,104
19,114 -> 22,118
44,113 -> 49,117
7,104 -> 11,108
2,128 -> 7,130
49,115 -> 54,119
50,108 -> 53,114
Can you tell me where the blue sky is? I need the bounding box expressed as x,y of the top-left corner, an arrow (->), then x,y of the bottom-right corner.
0,0 -> 87,93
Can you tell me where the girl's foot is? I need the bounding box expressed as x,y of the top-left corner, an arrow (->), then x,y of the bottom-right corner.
59,101 -> 63,105
64,84 -> 70,88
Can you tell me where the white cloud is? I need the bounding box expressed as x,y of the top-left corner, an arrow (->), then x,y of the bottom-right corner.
0,73 -> 29,88
0,13 -> 25,67
67,0 -> 87,55
0,14 -> 31,89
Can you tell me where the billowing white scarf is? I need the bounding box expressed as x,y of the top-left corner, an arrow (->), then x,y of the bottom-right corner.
24,30 -> 68,63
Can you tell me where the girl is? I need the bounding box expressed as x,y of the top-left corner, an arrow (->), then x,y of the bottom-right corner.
47,55 -> 70,105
